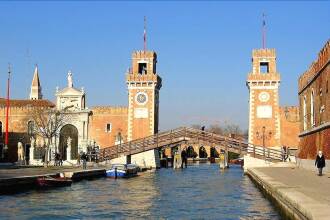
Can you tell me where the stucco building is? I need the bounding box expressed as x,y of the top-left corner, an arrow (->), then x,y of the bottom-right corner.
298,40 -> 330,159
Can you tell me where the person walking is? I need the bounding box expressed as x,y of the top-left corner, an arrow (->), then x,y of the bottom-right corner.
315,151 -> 326,176
181,148 -> 188,168
82,152 -> 87,169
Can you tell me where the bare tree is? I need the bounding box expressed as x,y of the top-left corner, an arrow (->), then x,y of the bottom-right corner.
29,107 -> 69,167
207,124 -> 223,135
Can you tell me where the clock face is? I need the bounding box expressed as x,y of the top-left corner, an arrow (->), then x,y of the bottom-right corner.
135,92 -> 148,105
258,92 -> 270,102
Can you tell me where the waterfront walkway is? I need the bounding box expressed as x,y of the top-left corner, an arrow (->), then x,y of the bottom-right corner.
247,166 -> 330,220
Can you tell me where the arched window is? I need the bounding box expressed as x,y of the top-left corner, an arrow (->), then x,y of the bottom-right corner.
303,96 -> 307,130
0,121 -> 2,137
311,90 -> 315,127
27,121 -> 35,137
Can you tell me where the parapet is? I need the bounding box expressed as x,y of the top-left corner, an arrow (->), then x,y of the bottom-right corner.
252,48 -> 276,58
91,106 -> 128,115
298,39 -> 330,93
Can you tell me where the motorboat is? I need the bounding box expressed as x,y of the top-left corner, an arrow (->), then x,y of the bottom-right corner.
106,164 -> 139,178
36,176 -> 72,188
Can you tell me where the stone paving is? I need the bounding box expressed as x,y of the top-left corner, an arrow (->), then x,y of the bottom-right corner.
249,166 -> 330,220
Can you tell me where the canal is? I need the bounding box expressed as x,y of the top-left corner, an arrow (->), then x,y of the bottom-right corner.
0,164 -> 280,219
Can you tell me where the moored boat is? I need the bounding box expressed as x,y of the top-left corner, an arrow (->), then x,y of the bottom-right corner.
36,176 -> 73,188
106,164 -> 139,178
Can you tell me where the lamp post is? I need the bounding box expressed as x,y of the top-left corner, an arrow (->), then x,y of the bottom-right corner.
256,126 -> 272,148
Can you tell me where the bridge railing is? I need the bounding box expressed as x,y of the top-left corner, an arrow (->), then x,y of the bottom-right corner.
99,127 -> 283,162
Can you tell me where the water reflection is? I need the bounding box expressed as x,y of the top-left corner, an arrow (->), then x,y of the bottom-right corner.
0,164 -> 280,219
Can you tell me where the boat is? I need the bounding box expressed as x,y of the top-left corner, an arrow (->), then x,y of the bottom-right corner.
36,176 -> 73,188
106,164 -> 139,178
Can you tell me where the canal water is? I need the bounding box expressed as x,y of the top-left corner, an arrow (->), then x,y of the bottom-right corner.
0,164 -> 280,219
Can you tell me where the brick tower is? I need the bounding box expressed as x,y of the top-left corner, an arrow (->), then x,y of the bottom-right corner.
126,51 -> 162,141
246,49 -> 281,148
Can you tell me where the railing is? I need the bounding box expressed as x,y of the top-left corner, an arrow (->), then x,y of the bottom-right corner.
99,127 -> 283,162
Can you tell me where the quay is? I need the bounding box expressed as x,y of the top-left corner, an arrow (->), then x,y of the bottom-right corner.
0,166 -> 107,194
247,166 -> 330,220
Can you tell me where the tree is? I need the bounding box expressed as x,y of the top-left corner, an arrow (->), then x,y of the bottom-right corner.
28,107 -> 69,167
207,124 -> 223,135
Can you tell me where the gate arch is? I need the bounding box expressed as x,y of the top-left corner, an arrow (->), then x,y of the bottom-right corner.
59,124 -> 78,160
199,146 -> 208,158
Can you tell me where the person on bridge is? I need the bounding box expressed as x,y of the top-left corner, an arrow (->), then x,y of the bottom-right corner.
181,148 -> 187,168
315,151 -> 325,176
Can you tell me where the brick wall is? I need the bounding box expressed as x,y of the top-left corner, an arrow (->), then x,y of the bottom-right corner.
89,106 -> 128,148
279,106 -> 300,148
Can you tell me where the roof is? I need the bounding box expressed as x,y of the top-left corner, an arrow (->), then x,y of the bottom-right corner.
56,87 -> 84,96
31,66 -> 41,87
0,98 -> 55,108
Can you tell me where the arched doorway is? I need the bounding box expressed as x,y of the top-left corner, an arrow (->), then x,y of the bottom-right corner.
210,147 -> 219,158
187,146 -> 197,158
59,124 -> 78,160
199,146 -> 208,158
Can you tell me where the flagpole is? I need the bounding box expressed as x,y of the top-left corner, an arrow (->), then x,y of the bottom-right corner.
4,64 -> 11,160
262,13 -> 266,49
144,16 -> 147,52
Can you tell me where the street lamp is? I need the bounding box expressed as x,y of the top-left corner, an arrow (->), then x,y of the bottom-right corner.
256,126 -> 272,147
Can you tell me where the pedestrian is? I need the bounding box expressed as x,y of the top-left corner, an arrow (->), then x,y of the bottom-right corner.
315,151 -> 326,176
54,152 -> 59,166
281,146 -> 286,162
59,152 -> 63,166
181,148 -> 187,168
82,152 -> 87,169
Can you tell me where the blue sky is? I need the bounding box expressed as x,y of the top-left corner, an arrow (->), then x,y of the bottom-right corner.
0,1 -> 329,131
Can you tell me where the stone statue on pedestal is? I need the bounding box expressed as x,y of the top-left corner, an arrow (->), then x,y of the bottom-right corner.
68,71 -> 73,88
30,137 -> 35,161
17,142 -> 24,164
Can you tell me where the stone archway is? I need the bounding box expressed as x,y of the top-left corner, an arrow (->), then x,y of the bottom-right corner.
59,124 -> 78,160
210,147 -> 219,158
187,146 -> 197,158
199,146 -> 208,158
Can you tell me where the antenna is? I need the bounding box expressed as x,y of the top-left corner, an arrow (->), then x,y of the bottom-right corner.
144,16 -> 147,51
262,13 -> 266,49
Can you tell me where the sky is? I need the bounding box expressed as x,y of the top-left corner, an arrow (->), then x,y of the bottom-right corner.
0,1 -> 329,131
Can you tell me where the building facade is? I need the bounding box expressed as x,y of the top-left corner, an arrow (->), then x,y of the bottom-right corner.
247,48 -> 300,149
298,40 -> 330,159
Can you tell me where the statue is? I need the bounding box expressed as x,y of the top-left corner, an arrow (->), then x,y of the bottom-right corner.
30,137 -> 35,161
67,71 -> 73,88
17,142 -> 24,162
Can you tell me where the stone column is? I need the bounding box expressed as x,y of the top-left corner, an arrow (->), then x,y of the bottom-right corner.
30,137 -> 35,161
67,136 -> 72,161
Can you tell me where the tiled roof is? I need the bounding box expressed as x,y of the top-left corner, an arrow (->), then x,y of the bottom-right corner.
0,98 -> 55,108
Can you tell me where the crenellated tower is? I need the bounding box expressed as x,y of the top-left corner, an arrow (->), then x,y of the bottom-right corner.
126,51 -> 162,141
246,49 -> 281,147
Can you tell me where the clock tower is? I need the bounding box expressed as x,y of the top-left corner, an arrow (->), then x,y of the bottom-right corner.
126,51 -> 162,141
246,49 -> 281,148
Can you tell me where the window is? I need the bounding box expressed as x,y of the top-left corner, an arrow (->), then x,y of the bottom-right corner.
303,96 -> 307,130
106,123 -> 112,133
311,90 -> 315,127
0,121 -> 2,137
138,63 -> 147,74
260,62 -> 269,74
27,121 -> 34,137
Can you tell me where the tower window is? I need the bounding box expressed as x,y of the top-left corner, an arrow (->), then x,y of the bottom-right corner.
106,123 -> 112,133
138,63 -> 147,74
260,62 -> 269,74
0,121 -> 2,137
